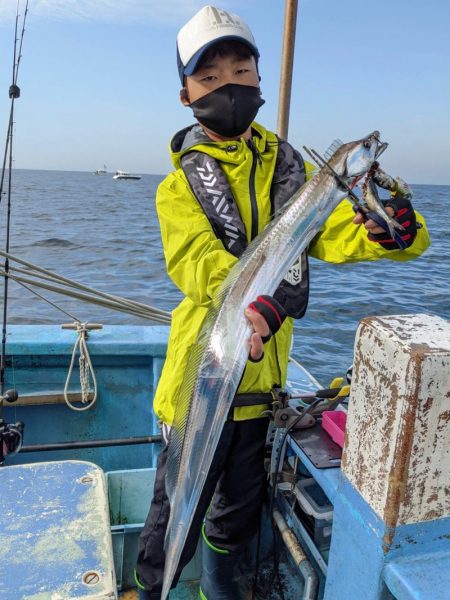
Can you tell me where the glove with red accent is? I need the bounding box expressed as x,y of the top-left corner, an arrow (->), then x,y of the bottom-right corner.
367,195 -> 418,250
248,295 -> 287,343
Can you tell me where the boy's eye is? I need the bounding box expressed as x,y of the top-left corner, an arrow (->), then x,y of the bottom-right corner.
236,68 -> 250,74
201,75 -> 216,82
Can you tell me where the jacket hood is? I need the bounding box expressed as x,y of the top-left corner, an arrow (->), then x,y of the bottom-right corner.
169,122 -> 271,169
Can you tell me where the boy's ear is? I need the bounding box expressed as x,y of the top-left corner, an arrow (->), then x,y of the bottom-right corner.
180,87 -> 190,106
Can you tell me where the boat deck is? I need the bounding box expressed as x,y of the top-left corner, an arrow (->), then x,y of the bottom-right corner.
118,584 -> 201,599
4,320 -> 448,599
119,591 -> 138,599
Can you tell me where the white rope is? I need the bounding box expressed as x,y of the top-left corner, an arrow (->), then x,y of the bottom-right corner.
0,250 -> 172,324
63,322 -> 100,412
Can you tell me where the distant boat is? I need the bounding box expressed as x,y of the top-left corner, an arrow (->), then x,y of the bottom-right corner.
94,164 -> 108,175
112,170 -> 141,180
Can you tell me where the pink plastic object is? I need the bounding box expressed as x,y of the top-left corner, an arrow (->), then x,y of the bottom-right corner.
321,411 -> 347,448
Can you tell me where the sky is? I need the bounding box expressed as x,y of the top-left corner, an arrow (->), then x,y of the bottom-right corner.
0,0 -> 449,184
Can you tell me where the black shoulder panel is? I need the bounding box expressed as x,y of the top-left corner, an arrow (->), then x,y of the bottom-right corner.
271,138 -> 307,216
181,151 -> 248,258
272,139 -> 309,318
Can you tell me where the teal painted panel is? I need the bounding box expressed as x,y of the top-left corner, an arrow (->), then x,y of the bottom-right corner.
384,551 -> 450,600
5,324 -> 170,356
106,468 -> 202,590
3,325 -> 169,472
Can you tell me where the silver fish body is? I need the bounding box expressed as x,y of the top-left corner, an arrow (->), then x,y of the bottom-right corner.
160,131 -> 383,599
363,177 -> 405,239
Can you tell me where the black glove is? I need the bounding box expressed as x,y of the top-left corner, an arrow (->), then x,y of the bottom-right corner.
368,195 -> 418,250
248,295 -> 287,343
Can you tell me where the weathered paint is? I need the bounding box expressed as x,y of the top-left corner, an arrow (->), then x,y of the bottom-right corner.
324,473 -> 450,600
342,313 -> 450,530
0,460 -> 116,599
324,475 -> 390,599
3,325 -> 169,472
323,314 -> 450,599
384,547 -> 450,599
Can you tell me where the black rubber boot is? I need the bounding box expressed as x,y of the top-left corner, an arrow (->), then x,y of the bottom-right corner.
199,526 -> 242,600
135,570 -> 162,600
138,588 -> 161,600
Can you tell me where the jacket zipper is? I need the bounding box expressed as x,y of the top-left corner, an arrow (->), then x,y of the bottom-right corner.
247,139 -> 261,240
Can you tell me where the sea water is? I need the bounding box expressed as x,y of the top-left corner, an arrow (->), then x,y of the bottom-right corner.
0,169 -> 448,384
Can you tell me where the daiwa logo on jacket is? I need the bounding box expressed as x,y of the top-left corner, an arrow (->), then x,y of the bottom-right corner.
197,160 -> 241,250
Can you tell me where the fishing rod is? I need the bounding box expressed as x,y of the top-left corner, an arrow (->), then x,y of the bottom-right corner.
0,0 -> 28,205
0,1 -> 29,401
0,3 -> 30,464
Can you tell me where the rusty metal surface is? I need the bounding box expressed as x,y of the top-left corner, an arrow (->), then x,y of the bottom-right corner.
342,314 -> 450,533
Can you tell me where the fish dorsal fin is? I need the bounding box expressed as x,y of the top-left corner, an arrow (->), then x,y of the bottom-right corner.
323,139 -> 343,161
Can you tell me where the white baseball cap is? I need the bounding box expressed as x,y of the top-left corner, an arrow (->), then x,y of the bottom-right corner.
176,6 -> 259,83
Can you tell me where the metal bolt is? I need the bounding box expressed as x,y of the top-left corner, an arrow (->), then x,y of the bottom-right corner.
82,571 -> 100,585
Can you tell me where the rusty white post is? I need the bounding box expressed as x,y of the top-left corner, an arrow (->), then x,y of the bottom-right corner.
343,313 -> 450,532
325,313 -> 450,599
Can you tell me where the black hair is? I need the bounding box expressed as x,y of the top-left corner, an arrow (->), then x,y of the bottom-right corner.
196,40 -> 255,71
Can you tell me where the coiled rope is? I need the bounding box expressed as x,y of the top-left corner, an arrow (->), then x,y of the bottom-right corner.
62,322 -> 101,412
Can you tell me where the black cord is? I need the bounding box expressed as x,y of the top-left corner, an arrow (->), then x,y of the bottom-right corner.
252,510 -> 263,595
253,416 -> 301,599
259,398 -> 322,599
273,522 -> 286,600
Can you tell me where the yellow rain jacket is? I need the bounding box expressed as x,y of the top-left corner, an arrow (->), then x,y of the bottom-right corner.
154,122 -> 430,425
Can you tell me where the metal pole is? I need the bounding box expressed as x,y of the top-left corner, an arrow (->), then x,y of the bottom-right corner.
277,0 -> 298,140
19,435 -> 163,453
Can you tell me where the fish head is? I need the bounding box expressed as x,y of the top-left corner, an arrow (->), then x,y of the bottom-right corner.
330,131 -> 387,184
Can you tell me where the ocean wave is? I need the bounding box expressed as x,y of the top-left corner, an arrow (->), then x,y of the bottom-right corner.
31,238 -> 79,248
2,171 -> 448,384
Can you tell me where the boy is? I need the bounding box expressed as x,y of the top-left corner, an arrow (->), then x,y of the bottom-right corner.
136,6 -> 430,599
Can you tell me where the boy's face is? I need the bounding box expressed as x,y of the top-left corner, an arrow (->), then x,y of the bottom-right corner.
181,52 -> 259,106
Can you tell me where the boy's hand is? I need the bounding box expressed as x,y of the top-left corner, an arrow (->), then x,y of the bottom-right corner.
244,308 -> 267,361
366,196 -> 418,249
352,205 -> 396,235
245,295 -> 287,362
352,197 -> 418,248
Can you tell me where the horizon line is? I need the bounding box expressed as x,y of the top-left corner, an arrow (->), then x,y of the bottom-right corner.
4,167 -> 449,187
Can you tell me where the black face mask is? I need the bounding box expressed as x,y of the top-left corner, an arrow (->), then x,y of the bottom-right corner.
190,83 -> 265,138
